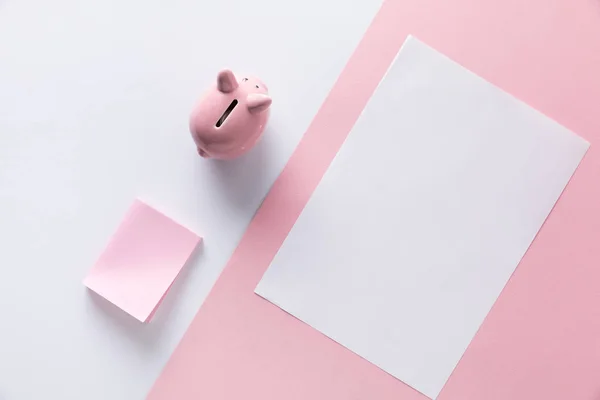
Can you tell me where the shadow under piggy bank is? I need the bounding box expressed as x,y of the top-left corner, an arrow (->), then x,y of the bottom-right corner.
206,124 -> 275,210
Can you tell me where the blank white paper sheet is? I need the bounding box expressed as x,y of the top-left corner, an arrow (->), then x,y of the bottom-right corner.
255,36 -> 589,399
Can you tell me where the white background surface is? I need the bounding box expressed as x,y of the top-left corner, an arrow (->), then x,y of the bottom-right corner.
0,1 -> 382,399
255,37 -> 588,399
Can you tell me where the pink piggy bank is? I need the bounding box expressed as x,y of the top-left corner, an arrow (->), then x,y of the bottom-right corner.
189,69 -> 272,159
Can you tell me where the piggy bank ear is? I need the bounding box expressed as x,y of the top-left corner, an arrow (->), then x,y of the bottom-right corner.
217,69 -> 238,93
247,94 -> 272,114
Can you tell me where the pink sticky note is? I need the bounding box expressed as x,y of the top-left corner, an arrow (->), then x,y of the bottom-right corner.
84,199 -> 201,323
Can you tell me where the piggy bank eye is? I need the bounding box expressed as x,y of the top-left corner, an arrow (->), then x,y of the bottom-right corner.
255,85 -> 259,88
242,78 -> 248,82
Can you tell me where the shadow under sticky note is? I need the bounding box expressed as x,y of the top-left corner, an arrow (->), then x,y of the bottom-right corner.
84,199 -> 201,323
255,36 -> 589,399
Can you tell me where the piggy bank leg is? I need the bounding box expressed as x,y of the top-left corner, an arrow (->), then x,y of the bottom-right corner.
197,147 -> 209,158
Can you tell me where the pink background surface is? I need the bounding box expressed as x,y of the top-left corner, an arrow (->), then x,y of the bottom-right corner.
148,0 -> 600,398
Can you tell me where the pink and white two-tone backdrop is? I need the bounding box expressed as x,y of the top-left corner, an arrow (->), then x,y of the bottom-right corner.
148,0 -> 600,399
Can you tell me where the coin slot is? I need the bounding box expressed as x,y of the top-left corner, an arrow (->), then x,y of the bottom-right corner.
216,99 -> 238,127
